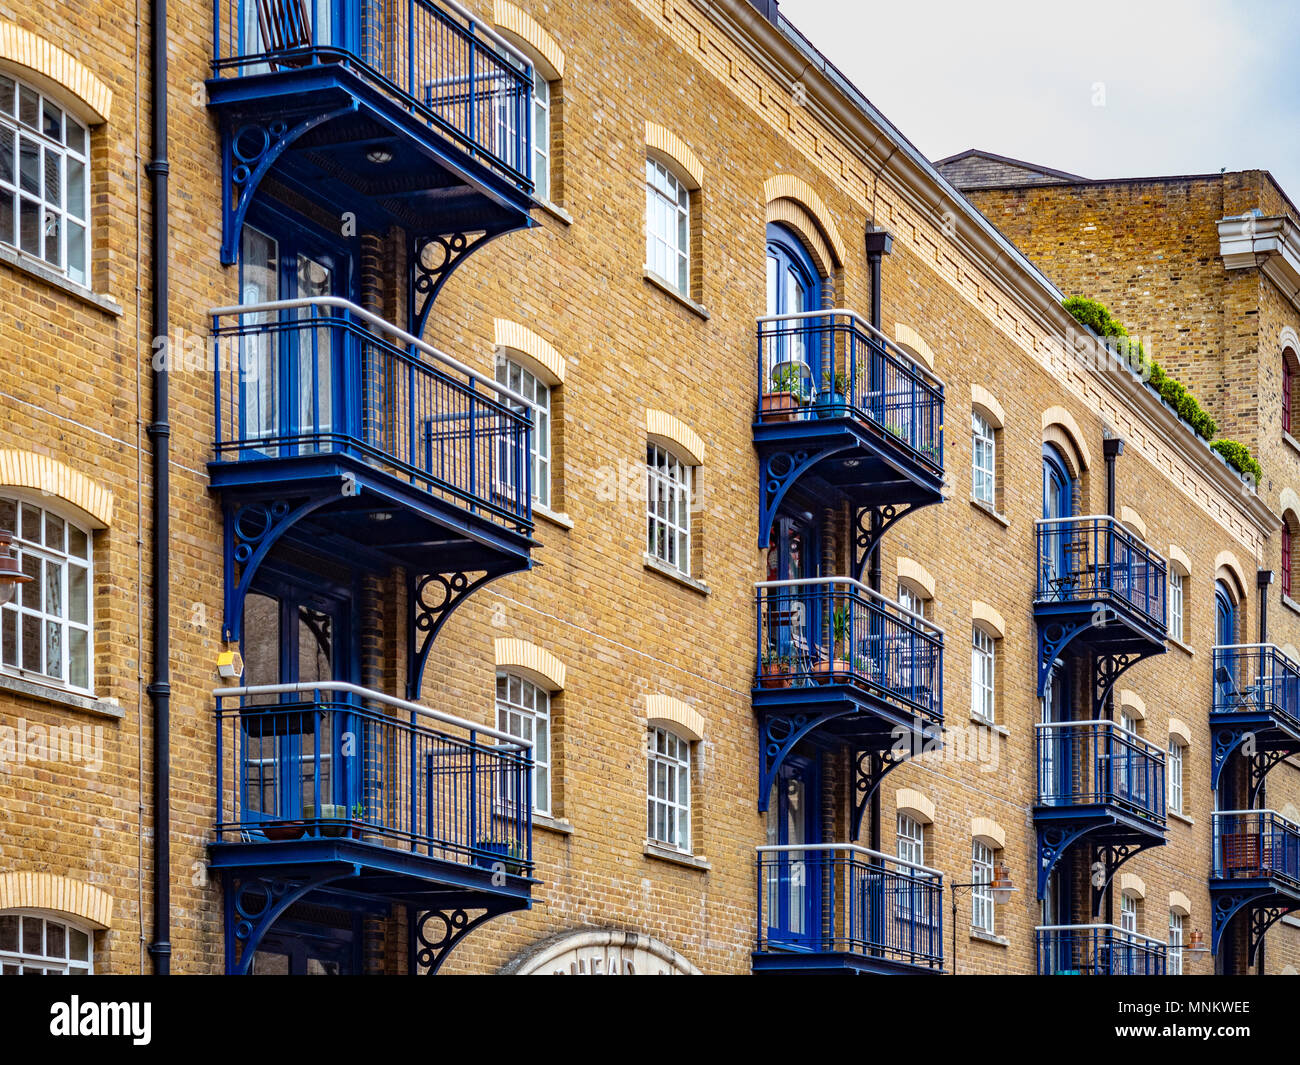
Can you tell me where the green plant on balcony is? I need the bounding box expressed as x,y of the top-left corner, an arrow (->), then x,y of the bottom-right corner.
760,647 -> 794,688
821,370 -> 852,417
814,605 -> 852,683
475,838 -> 525,876
762,364 -> 811,422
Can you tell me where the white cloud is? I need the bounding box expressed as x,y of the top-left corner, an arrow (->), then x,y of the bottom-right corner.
780,0 -> 1300,196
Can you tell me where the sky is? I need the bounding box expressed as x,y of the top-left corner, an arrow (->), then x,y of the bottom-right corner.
780,0 -> 1300,199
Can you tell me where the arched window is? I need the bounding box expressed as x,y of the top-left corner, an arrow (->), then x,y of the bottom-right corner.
1284,348 -> 1299,436
1040,444 -> 1074,594
496,671 -> 552,815
0,70 -> 91,284
1215,579 -> 1238,648
1284,511 -> 1299,600
0,912 -> 94,974
764,225 -> 823,403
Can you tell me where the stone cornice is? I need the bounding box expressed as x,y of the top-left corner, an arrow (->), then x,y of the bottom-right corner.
1219,214 -> 1300,313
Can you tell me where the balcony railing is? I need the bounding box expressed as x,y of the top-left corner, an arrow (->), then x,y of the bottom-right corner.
1212,645 -> 1300,729
1036,720 -> 1165,824
1035,516 -> 1167,632
1036,925 -> 1167,975
756,844 -> 943,971
214,682 -> 533,874
211,297 -> 533,533
212,0 -> 533,187
1212,810 -> 1300,888
756,310 -> 944,473
756,577 -> 944,726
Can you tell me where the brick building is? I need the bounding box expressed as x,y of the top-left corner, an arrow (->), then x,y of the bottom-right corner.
0,0 -> 1295,976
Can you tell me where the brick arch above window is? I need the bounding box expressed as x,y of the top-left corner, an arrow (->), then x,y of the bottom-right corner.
971,384 -> 1005,428
761,174 -> 846,266
971,816 -> 1006,850
646,122 -> 703,189
1167,543 -> 1192,577
645,693 -> 704,742
493,319 -> 564,386
1169,890 -> 1192,917
491,0 -> 565,80
1117,872 -> 1147,900
1119,506 -> 1147,539
1041,407 -> 1092,474
896,556 -> 935,599
494,638 -> 566,691
1215,550 -> 1249,600
1117,689 -> 1146,721
646,409 -> 705,466
972,600 -> 1005,639
766,200 -> 836,281
0,451 -> 113,528
0,21 -> 112,121
893,324 -> 936,372
895,788 -> 935,825
1169,717 -> 1192,747
0,872 -> 113,928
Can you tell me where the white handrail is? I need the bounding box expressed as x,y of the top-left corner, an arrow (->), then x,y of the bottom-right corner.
209,296 -> 538,411
1214,643 -> 1292,653
440,0 -> 532,68
1035,923 -> 1167,948
213,680 -> 530,751
756,842 -> 942,878
754,576 -> 944,636
756,308 -> 946,387
1215,808 -> 1300,828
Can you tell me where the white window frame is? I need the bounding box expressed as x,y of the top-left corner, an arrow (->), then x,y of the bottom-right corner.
971,410 -> 996,506
647,725 -> 691,852
646,443 -> 692,575
1169,569 -> 1185,643
897,581 -> 925,620
0,912 -> 93,974
0,495 -> 93,693
1120,893 -> 1138,936
495,355 -> 552,509
532,75 -> 551,202
1168,738 -> 1184,816
971,625 -> 995,724
896,813 -> 924,867
971,840 -> 995,933
0,71 -> 91,285
645,156 -> 690,295
495,671 -> 551,816
1168,911 -> 1184,975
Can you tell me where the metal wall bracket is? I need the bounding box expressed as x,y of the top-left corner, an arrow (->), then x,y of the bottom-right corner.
850,743 -> 919,841
1210,888 -> 1299,960
409,229 -> 512,339
1092,648 -> 1161,717
1088,838 -> 1161,917
853,503 -> 922,584
411,902 -> 516,974
223,868 -> 343,975
757,444 -> 850,549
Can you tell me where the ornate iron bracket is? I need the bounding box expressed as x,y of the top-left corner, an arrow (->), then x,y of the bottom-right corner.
406,563 -> 524,699
1089,837 -> 1162,917
412,902 -> 516,974
219,103 -> 359,265
223,868 -> 343,975
222,485 -> 353,642
1035,821 -> 1095,899
1210,888 -> 1299,960
1037,620 -> 1086,698
409,229 -> 512,339
1092,648 -> 1162,717
853,503 -> 923,583
850,742 -> 923,841
757,444 -> 851,549
756,707 -> 855,812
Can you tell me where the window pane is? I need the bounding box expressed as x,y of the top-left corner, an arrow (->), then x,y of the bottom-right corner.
65,119 -> 86,156
17,136 -> 37,194
68,927 -> 89,961
19,196 -> 38,254
0,915 -> 16,952
17,85 -> 38,129
21,917 -> 41,954
0,126 -> 13,185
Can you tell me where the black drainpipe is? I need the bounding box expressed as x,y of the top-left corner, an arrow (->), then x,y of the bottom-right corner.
864,226 -> 892,853
1103,437 -> 1123,517
145,0 -> 171,975
1258,570 -> 1273,644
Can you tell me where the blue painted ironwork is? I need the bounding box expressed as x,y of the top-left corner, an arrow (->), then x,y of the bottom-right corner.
754,311 -> 944,549
754,577 -> 943,810
410,230 -> 513,340
1209,810 -> 1300,958
1035,924 -> 1166,975
1210,644 -> 1300,794
850,745 -> 910,842
1036,720 -> 1165,822
213,683 -> 533,868
1034,720 -> 1166,900
411,902 -> 520,973
754,844 -> 943,973
1034,515 -> 1167,697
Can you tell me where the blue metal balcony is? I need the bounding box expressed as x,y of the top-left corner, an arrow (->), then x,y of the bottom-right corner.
754,845 -> 943,975
1210,645 -> 1300,796
208,0 -> 535,284
1033,720 -> 1166,899
1209,810 -> 1300,960
209,297 -> 534,695
1036,925 -> 1167,975
1035,516 -> 1167,707
754,577 -> 943,833
753,311 -> 944,562
210,681 -> 533,974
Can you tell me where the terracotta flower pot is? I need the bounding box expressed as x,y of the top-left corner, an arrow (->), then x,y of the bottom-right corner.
760,663 -> 792,688
263,821 -> 306,841
813,659 -> 851,684
761,392 -> 802,422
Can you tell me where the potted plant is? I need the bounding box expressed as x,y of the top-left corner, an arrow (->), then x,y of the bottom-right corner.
822,370 -> 851,418
262,818 -> 306,841
761,365 -> 810,422
760,648 -> 793,688
350,801 -> 366,840
475,838 -> 525,875
813,605 -> 852,683
309,803 -> 348,838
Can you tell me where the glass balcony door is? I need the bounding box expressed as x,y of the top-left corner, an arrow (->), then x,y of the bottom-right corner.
1041,444 -> 1074,597
764,226 -> 821,405
765,755 -> 820,951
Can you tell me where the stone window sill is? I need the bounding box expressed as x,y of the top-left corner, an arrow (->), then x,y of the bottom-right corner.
644,554 -> 710,596
0,670 -> 123,719
0,244 -> 122,317
644,841 -> 710,871
534,813 -> 575,835
970,928 -> 1009,948
642,269 -> 710,320
1169,811 -> 1195,827
970,499 -> 1011,528
1168,635 -> 1195,656
1283,431 -> 1300,459
535,198 -> 573,227
970,713 -> 1010,737
534,503 -> 574,530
